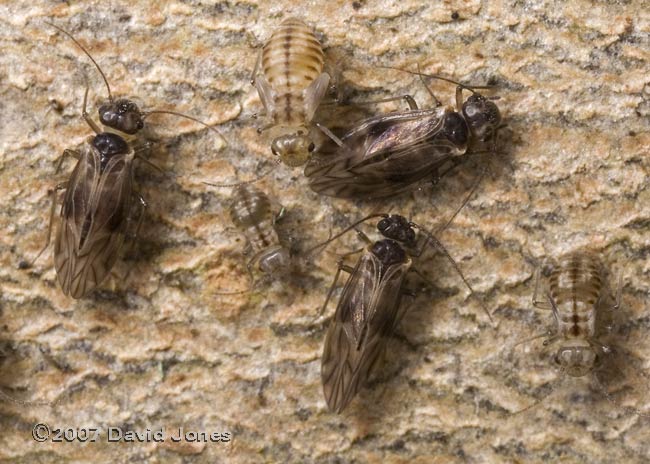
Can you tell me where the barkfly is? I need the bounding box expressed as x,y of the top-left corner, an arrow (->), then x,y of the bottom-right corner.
252,17 -> 331,167
312,201 -> 490,413
304,69 -> 502,199
229,184 -> 291,275
509,251 -> 650,417
203,178 -> 292,294
30,22 -> 223,298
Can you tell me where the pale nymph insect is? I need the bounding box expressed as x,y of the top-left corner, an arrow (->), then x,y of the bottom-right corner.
31,22 -> 222,298
511,251 -> 649,416
252,17 -> 331,167
304,71 -> 502,199
228,184 -> 291,276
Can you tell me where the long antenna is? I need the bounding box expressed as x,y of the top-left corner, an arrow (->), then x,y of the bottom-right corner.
305,213 -> 388,257
45,21 -> 113,101
142,109 -> 228,146
433,168 -> 486,237
414,225 -> 493,323
378,65 -> 496,93
510,378 -> 561,416
203,165 -> 274,189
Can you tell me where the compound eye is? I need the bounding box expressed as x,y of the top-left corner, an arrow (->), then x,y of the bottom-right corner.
308,142 -> 315,152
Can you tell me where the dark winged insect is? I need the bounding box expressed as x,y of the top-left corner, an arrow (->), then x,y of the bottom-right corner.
252,17 -> 331,167
304,70 -> 502,199
315,212 -> 489,413
31,23 -> 222,298
511,251 -> 649,416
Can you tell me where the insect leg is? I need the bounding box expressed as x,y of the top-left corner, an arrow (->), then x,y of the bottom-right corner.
354,228 -> 372,245
128,193 -> 148,244
587,338 -> 612,355
613,271 -> 622,311
245,259 -> 257,280
511,331 -> 555,348
532,267 -> 552,309
273,207 -> 286,225
404,267 -> 437,292
316,261 -> 356,320
315,122 -> 345,147
348,94 -> 419,110
29,181 -> 68,266
54,149 -> 81,174
547,293 -> 561,327
245,249 -> 266,276
133,143 -> 169,177
133,141 -> 154,156
250,48 -> 262,86
213,247 -> 257,296
416,63 -> 441,107
430,157 -> 467,187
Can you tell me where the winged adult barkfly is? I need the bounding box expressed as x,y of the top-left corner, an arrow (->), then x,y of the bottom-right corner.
314,212 -> 489,413
304,71 -> 502,199
32,22 -> 222,297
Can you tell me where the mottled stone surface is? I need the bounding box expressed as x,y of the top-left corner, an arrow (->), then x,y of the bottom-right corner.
1,0 -> 650,463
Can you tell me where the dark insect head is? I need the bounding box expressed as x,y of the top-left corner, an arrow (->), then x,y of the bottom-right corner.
377,215 -> 416,244
371,239 -> 407,267
92,133 -> 129,170
462,94 -> 501,141
443,111 -> 469,146
99,98 -> 145,135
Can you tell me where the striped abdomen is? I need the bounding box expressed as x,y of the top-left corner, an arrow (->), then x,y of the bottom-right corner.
261,18 -> 325,126
548,252 -> 603,339
229,185 -> 278,253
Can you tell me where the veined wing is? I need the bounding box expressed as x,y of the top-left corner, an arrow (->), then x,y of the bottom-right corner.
54,145 -> 133,298
305,108 -> 466,198
321,251 -> 411,413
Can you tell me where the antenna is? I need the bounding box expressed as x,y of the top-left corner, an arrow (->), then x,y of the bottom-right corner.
142,110 -> 228,146
45,21 -> 113,101
378,65 -> 496,93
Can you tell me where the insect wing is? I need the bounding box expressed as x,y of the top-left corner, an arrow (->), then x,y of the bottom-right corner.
54,145 -> 133,298
305,108 -> 465,199
321,251 -> 411,412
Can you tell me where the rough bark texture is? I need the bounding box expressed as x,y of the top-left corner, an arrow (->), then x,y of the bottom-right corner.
1,1 -> 650,463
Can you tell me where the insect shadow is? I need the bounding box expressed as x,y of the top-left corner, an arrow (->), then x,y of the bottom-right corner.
308,180 -> 492,413
304,67 -> 504,200
27,22 -> 225,298
500,250 -> 650,419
